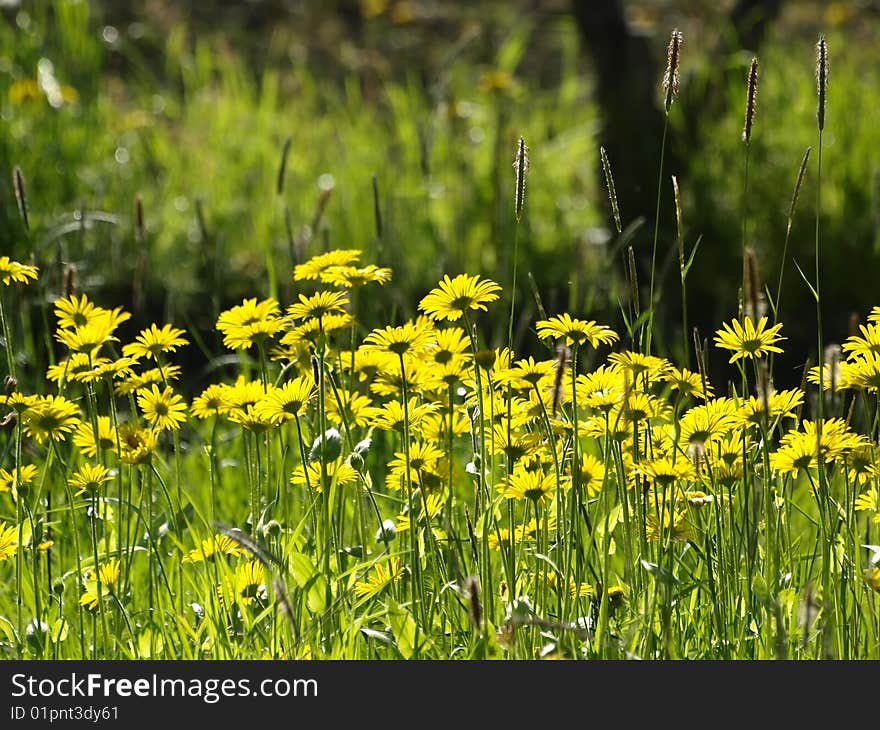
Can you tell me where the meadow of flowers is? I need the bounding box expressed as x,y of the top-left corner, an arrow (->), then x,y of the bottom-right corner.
1,240 -> 879,660
2,24 -> 880,662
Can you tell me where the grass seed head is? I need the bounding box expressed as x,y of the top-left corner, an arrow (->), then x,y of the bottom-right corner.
743,56 -> 758,144
663,28 -> 684,112
816,35 -> 828,131
513,136 -> 529,222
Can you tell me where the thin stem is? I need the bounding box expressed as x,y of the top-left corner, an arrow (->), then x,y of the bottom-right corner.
645,113 -> 670,355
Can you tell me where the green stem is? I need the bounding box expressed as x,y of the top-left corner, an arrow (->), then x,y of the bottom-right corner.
645,113 -> 670,355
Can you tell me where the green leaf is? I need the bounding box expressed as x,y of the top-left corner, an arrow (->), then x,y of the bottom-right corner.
289,552 -> 316,588
137,629 -> 164,658
305,573 -> 328,614
496,25 -> 530,73
0,615 -> 17,644
682,234 -> 704,279
16,518 -> 34,549
793,259 -> 819,302
387,601 -> 418,659
50,618 -> 69,643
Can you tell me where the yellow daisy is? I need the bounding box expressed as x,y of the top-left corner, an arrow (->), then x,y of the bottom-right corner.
354,557 -> 403,599
137,384 -> 187,431
418,273 -> 502,321
0,521 -> 19,561
714,315 -> 785,363
536,313 -> 619,348
123,323 -> 188,361
70,463 -> 114,496
0,256 -> 38,285
293,249 -> 361,281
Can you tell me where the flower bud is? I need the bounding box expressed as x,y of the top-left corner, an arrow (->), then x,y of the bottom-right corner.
375,519 -> 397,544
309,427 -> 342,462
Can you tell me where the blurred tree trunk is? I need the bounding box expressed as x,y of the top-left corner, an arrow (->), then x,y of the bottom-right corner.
570,0 -> 668,234
571,0 -> 784,225
570,0 -> 784,356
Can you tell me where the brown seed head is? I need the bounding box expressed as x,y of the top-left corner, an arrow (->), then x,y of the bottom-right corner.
663,29 -> 684,112
743,57 -> 758,144
816,35 -> 828,131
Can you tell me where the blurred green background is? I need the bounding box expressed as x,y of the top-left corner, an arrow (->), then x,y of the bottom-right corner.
2,0 -> 880,390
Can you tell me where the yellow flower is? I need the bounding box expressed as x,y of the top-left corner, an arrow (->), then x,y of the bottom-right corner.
55,316 -> 120,355
137,384 -> 187,431
46,353 -> 120,384
53,294 -> 130,333
0,256 -> 38,285
280,312 -> 352,347
319,264 -> 392,288
22,395 -> 81,442
117,424 -> 158,465
736,388 -> 804,428
286,290 -> 349,321
576,454 -> 606,497
114,364 -> 182,396
769,433 -> 817,478
678,399 -> 738,450
502,468 -> 557,503
854,489 -> 878,514
423,327 -> 471,365
294,249 -> 361,281
346,348 -> 395,383
70,463 -> 113,496
371,398 -> 437,433
290,460 -> 359,491
842,323 -> 880,358
123,323 -> 188,361
863,567 -> 880,592
645,508 -> 693,542
190,384 -> 232,419
324,390 -> 380,428
0,521 -> 18,561
182,534 -> 244,564
418,273 -> 502,321
80,559 -> 121,610
608,351 -> 671,382
354,557 -> 403,599
227,404 -> 278,433
838,355 -> 880,392
370,359 -> 428,397
621,391 -> 672,424
0,464 -> 38,494
219,560 -> 267,606
363,320 -> 433,358
536,313 -> 619,348
576,366 -> 625,412
2,391 -> 37,414
73,416 -> 118,458
506,356 -> 556,388
385,441 -> 445,489
637,456 -> 695,487
846,446 -> 878,486
8,78 -> 40,104
223,376 -> 266,412
714,315 -> 785,363
252,377 -> 315,423
667,367 -> 713,400
784,418 -> 865,462
216,297 -> 283,350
